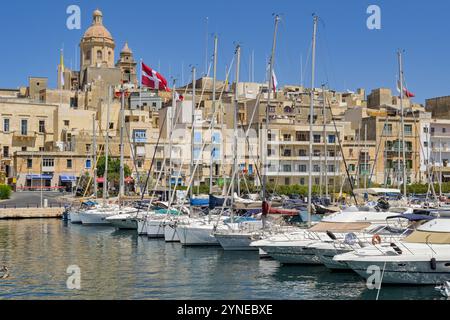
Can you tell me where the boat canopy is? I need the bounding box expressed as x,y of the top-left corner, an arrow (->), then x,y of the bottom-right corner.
354,188 -> 401,196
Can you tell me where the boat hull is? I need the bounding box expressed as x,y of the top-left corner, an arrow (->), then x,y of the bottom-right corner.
215,233 -> 258,251
137,219 -> 147,235
178,225 -> 220,246
164,223 -> 180,242
146,220 -> 165,238
70,211 -> 82,224
107,218 -> 137,230
79,212 -> 114,226
259,245 -> 322,265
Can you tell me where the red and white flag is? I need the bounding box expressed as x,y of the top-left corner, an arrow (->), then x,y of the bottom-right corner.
175,92 -> 184,102
272,70 -> 278,94
141,62 -> 170,92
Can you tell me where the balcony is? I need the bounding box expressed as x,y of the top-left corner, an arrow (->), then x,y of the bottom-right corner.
13,131 -> 36,141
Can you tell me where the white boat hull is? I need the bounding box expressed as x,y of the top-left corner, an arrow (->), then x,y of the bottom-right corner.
346,259 -> 450,285
79,212 -> 114,226
70,211 -> 82,224
215,233 -> 258,251
107,218 -> 137,230
259,244 -> 322,265
315,247 -> 352,270
137,219 -> 147,235
178,225 -> 220,246
147,220 -> 165,238
164,223 -> 180,242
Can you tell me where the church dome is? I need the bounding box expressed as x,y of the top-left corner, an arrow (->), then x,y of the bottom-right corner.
82,9 -> 114,42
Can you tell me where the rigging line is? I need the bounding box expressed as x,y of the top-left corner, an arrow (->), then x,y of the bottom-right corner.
302,42 -> 313,88
325,86 -> 358,205
368,111 -> 390,187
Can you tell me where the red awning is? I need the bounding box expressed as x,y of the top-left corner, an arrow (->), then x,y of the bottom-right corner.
97,177 -> 105,183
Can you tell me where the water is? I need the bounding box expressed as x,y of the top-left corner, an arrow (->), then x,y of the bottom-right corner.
0,220 -> 444,300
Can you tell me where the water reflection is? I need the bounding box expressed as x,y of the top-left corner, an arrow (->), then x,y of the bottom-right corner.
0,220 -> 441,300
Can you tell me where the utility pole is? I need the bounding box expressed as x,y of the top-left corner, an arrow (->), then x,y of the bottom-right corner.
308,15 -> 318,227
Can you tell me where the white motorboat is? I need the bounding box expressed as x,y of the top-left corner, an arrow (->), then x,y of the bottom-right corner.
69,210 -> 82,224
177,216 -> 229,246
250,206 -> 413,265
79,206 -> 135,226
334,218 -> 450,284
310,214 -> 433,271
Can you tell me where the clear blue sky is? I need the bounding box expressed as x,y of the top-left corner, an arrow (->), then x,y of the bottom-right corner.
0,0 -> 449,104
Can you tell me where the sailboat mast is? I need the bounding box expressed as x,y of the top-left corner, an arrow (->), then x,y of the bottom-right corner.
232,45 -> 241,213
322,85 -> 328,199
191,67 -> 196,204
209,35 -> 218,195
93,114 -> 97,197
398,50 -> 407,198
308,15 -> 318,227
168,79 -> 176,203
119,86 -> 126,201
103,86 -> 111,205
263,15 -> 280,202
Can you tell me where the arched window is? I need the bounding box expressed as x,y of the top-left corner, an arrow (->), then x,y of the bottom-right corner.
109,51 -> 112,62
85,50 -> 91,61
97,50 -> 103,61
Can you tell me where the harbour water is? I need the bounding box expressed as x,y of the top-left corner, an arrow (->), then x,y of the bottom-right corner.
0,219 -> 443,300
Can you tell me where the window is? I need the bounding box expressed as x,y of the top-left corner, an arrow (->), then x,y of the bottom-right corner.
67,159 -> 73,169
134,130 -> 147,143
85,159 -> 92,169
268,106 -> 276,113
156,161 -> 162,171
315,178 -> 320,185
109,123 -> 114,130
444,128 -> 447,134
3,119 -> 9,132
431,127 -> 435,133
137,160 -> 143,168
64,120 -> 70,126
86,144 -> 91,153
27,159 -> 33,169
300,178 -> 305,185
285,178 -> 291,185
424,142 -> 429,148
328,165 -> 335,173
194,147 -> 201,160
3,146 -> 9,158
299,165 -> 307,172
283,134 -> 292,142
348,164 -> 356,172
313,150 -> 321,157
314,135 -> 321,143
21,147 -> 27,151
39,120 -> 45,133
299,149 -> 307,157
313,165 -> 321,173
97,50 -> 103,61
283,165 -> 292,172
423,127 -> 429,134
21,119 -> 28,135
42,158 -> 54,167
349,148 -> 354,156
283,149 -> 292,157
328,135 -> 336,144
404,125 -> 413,136
383,124 -> 392,135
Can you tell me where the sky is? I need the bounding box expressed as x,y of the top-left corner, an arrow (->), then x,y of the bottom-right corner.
0,0 -> 450,104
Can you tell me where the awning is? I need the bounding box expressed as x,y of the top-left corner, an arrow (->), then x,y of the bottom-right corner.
125,177 -> 134,184
26,174 -> 53,180
309,222 -> 372,232
60,175 -> 77,182
97,177 -> 105,183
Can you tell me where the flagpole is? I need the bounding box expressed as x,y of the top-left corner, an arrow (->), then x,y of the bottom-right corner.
139,58 -> 143,108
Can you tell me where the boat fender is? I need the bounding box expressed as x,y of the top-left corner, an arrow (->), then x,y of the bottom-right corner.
326,231 -> 337,241
430,258 -> 437,270
372,234 -> 382,246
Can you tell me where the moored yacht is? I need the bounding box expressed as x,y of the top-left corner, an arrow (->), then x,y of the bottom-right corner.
334,218 -> 450,284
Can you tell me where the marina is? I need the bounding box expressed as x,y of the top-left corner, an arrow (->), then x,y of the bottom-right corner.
0,219 -> 445,300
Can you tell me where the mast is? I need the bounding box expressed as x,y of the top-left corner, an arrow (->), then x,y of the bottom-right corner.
308,15 -> 318,227
103,86 -> 111,205
209,35 -> 218,196
119,86 -> 126,202
322,85 -> 328,199
364,124 -> 368,190
191,67 -> 196,207
168,79 -> 176,203
398,50 -> 407,198
263,14 -> 280,203
93,113 -> 97,197
232,45 -> 241,220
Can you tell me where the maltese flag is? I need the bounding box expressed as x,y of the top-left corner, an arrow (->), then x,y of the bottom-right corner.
141,62 -> 170,92
272,70 -> 278,94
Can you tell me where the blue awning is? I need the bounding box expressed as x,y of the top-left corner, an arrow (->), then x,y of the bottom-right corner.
26,174 -> 53,180
60,175 -> 77,182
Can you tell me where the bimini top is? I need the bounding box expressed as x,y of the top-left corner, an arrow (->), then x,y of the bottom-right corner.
404,219 -> 450,244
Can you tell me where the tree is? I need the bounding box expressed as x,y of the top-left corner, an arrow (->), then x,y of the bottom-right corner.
97,156 -> 132,185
